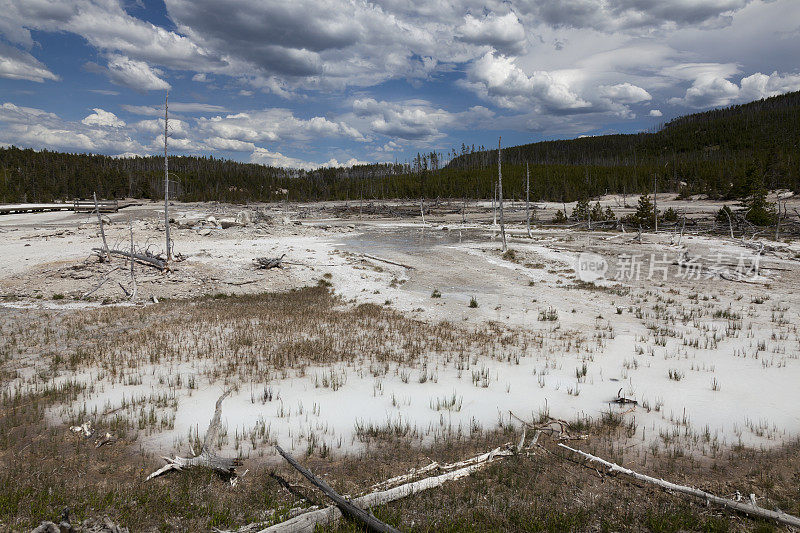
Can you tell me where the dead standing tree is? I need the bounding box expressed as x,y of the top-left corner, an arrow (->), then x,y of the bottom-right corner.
93,192 -> 111,262
498,137 -> 507,252
525,162 -> 532,238
163,91 -> 172,263
126,212 -> 137,300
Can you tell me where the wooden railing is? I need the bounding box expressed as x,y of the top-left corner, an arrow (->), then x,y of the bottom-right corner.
73,199 -> 119,213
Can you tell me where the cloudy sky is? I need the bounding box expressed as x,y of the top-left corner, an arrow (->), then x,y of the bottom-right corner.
1,0 -> 799,169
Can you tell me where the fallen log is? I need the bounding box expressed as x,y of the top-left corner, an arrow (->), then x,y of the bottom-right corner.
275,445 -> 400,533
370,444 -> 515,492
260,445 -> 513,533
146,390 -> 241,482
362,254 -> 415,270
558,443 -> 800,528
93,248 -> 165,270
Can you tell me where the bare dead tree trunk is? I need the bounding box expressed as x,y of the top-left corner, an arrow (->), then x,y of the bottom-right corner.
775,200 -> 785,241
275,445 -> 400,533
128,213 -> 137,300
559,444 -> 800,528
498,137 -> 507,252
525,162 -> 532,238
163,91 -> 172,262
723,206 -> 734,239
93,192 -> 110,262
653,173 -> 658,234
261,445 -> 513,533
492,182 -> 496,226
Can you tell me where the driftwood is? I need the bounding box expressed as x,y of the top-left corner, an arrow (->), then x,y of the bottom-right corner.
146,390 -> 241,482
261,445 -> 513,533
509,411 -> 588,441
94,248 -> 165,271
254,254 -> 286,269
370,444 -> 516,493
362,254 -> 415,270
275,445 -> 400,533
558,444 -> 800,528
612,387 -> 638,405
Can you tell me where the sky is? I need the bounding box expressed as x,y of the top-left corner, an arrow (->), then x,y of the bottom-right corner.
1,0 -> 799,170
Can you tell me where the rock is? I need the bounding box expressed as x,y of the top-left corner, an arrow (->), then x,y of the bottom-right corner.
235,210 -> 252,225
198,228 -> 212,236
219,219 -> 243,229
206,215 -> 217,225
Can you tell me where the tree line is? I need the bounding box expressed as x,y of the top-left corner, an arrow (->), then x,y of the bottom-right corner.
1,90 -> 799,204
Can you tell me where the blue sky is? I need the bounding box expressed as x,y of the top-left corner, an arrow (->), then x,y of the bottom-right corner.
1,0 -> 799,169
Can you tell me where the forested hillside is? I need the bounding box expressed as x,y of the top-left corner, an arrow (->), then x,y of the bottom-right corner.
2,91 -> 798,204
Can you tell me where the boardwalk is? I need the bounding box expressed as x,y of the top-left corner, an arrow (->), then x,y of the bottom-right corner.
0,199 -> 140,215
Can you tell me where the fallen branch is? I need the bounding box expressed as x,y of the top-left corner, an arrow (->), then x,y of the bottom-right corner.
261,445 -> 513,533
274,445 -> 400,533
81,266 -> 121,299
146,390 -> 241,482
362,254 -> 415,270
558,443 -> 800,528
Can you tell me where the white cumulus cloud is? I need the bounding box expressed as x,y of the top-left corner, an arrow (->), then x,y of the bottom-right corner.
458,12 -> 527,54
82,108 -> 125,128
107,55 -> 170,92
598,83 -> 652,104
465,52 -> 591,111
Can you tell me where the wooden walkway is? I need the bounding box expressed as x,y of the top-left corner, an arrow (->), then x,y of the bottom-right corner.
0,199 -> 141,215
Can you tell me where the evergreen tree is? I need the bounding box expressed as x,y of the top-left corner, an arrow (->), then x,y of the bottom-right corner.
742,164 -> 776,225
571,198 -> 590,220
